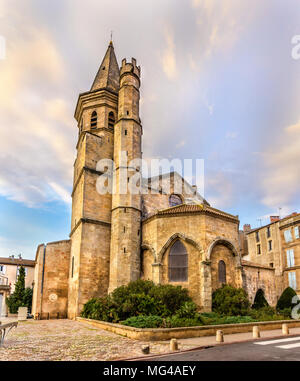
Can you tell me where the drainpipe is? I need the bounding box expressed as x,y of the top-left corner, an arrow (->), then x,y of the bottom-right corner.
40,244 -> 47,318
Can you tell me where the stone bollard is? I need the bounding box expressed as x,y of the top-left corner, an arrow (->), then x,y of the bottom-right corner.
141,345 -> 150,355
17,307 -> 27,321
253,326 -> 260,339
282,323 -> 289,335
170,338 -> 179,351
216,330 -> 224,343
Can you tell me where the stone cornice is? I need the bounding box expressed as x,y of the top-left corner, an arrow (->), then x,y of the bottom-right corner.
76,129 -> 114,150
71,166 -> 103,198
111,206 -> 142,213
74,88 -> 118,121
69,217 -> 111,238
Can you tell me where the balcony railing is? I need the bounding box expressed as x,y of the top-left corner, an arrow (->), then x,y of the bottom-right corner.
0,275 -> 8,286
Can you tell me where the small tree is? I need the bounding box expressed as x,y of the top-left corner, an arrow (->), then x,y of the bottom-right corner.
212,284 -> 250,316
276,287 -> 297,311
6,266 -> 32,313
252,289 -> 269,309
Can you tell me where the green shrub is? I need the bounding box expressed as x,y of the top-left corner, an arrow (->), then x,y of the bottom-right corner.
149,284 -> 191,316
81,280 -> 193,322
278,308 -> 292,318
80,296 -> 119,322
199,312 -> 254,325
276,287 -> 297,311
121,315 -> 204,328
212,285 -> 250,316
163,316 -> 203,328
252,289 -> 269,309
121,315 -> 164,328
174,301 -> 198,319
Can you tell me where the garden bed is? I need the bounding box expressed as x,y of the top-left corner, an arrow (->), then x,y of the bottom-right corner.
77,317 -> 300,341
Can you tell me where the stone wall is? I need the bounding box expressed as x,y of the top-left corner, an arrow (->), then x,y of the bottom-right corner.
142,208 -> 241,310
32,240 -> 71,319
242,263 -> 277,306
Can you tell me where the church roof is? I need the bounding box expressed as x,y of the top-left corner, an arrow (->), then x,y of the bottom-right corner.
90,41 -> 120,93
145,203 -> 239,223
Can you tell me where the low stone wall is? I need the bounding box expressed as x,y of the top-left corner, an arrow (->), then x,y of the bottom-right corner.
76,317 -> 300,341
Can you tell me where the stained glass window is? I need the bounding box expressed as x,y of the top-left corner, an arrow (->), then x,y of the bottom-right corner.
169,240 -> 188,282
218,260 -> 226,284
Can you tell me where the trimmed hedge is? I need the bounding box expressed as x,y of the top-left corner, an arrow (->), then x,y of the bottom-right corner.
252,289 -> 269,310
276,287 -> 297,311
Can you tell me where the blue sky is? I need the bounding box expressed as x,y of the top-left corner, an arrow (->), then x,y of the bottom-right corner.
0,0 -> 300,259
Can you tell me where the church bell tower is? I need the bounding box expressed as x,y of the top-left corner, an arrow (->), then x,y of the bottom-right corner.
68,41 -> 120,318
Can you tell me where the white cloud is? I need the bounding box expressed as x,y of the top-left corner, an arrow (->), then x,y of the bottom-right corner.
205,171 -> 234,209
161,27 -> 177,80
260,120 -> 300,210
0,23 -> 75,207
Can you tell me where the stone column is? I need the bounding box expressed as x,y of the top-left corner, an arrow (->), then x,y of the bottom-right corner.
236,265 -> 244,289
200,260 -> 212,312
152,263 -> 162,284
1,291 -> 7,317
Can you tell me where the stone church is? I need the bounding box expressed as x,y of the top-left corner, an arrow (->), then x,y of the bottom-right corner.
32,42 -> 279,320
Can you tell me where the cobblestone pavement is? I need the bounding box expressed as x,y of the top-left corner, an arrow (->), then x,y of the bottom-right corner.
0,319 -> 179,361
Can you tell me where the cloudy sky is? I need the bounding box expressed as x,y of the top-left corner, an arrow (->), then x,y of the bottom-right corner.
0,0 -> 300,259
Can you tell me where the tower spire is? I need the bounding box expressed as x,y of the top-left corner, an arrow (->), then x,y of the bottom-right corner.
91,41 -> 120,93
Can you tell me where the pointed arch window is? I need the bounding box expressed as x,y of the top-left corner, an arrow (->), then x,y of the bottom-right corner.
91,111 -> 97,129
169,240 -> 188,282
218,260 -> 226,284
108,111 -> 115,128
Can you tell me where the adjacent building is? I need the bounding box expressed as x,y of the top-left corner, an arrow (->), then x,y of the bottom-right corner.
244,213 -> 300,301
0,254 -> 35,317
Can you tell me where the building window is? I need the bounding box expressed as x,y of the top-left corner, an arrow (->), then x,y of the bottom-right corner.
267,226 -> 271,238
168,240 -> 188,282
284,229 -> 293,243
269,262 -> 274,268
169,194 -> 182,207
286,249 -> 295,267
295,226 -> 299,239
255,231 -> 260,243
268,240 -> 272,251
91,111 -> 97,129
0,265 -> 5,274
289,272 -> 297,290
257,244 -> 261,255
218,260 -> 226,284
71,256 -> 74,278
108,112 -> 115,128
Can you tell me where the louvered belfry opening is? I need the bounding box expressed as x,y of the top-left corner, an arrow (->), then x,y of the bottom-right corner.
91,111 -> 97,129
108,111 -> 115,128
169,240 -> 188,282
218,260 -> 226,284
